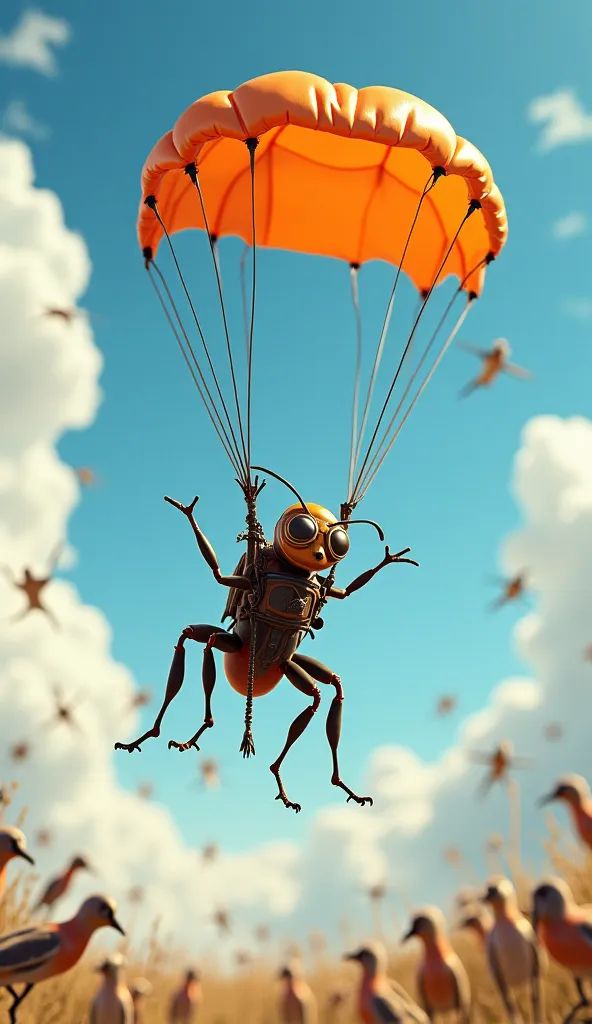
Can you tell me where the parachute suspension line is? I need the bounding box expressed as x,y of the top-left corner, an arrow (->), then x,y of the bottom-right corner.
350,198 -> 482,504
351,169 -> 445,485
240,244 -> 251,358
185,164 -> 250,477
356,296 -> 474,502
245,137 -> 260,481
145,259 -> 244,479
355,254 -> 490,497
347,263 -> 363,500
144,195 -> 248,486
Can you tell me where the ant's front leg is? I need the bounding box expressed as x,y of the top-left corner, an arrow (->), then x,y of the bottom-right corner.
114,624 -> 239,754
168,627 -> 242,752
292,653 -> 373,807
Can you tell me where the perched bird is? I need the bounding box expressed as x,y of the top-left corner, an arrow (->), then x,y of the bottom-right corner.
457,339 -> 531,399
130,978 -> 153,1024
532,878 -> 592,1023
33,854 -> 91,912
468,740 -> 533,798
0,894 -> 124,1022
0,828 -> 34,901
539,775 -> 592,851
403,908 -> 471,1023
278,963 -> 317,1024
91,952 -> 133,1024
458,908 -> 492,946
169,968 -> 202,1023
345,941 -> 429,1024
2,544 -> 63,630
489,573 -> 528,612
481,877 -> 543,1023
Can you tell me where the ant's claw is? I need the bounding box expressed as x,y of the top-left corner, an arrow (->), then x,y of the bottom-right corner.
114,742 -> 141,754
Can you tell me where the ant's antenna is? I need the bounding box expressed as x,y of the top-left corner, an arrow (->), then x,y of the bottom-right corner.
250,466 -> 312,516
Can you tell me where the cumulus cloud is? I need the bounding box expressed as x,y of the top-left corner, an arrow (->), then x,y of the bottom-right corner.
528,89 -> 592,152
0,9 -> 70,76
1,99 -> 49,140
0,136 -> 300,955
552,212 -> 587,240
2,135 -> 592,961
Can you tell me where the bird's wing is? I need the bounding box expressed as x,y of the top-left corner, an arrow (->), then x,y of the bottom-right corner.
372,992 -> 401,1022
386,981 -> 430,1024
417,972 -> 432,1016
503,362 -> 533,380
0,926 -> 60,976
457,343 -> 489,358
486,936 -> 512,1006
449,957 -> 471,1013
579,922 -> 592,949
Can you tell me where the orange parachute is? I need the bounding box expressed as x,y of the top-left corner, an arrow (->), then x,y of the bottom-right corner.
138,70 -> 506,297
137,71 -> 507,511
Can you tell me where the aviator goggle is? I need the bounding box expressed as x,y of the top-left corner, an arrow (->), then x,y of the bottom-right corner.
279,511 -> 351,560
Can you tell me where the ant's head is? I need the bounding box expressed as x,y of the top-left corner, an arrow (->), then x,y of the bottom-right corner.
274,503 -> 350,572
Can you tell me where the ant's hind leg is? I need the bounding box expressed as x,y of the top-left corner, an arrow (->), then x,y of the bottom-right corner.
168,628 -> 242,752
270,661 -> 321,813
114,624 -> 237,754
292,652 -> 373,807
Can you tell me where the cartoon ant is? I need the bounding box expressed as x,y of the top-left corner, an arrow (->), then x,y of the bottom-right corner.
115,469 -> 417,812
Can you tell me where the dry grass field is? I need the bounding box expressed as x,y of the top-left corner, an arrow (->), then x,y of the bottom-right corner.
0,790 -> 591,1023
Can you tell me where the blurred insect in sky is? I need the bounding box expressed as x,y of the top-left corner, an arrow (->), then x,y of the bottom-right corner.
199,758 -> 220,790
75,466 -> 97,487
443,846 -> 463,867
137,782 -> 153,800
2,543 -> 63,630
457,338 -> 532,399
44,306 -> 78,324
10,742 -> 29,764
213,909 -> 231,936
46,683 -> 83,733
488,572 -> 528,612
468,740 -> 534,798
583,643 -> 592,662
34,829 -> 52,848
235,950 -> 251,968
544,722 -> 563,742
128,688 -> 152,712
254,924 -> 270,944
201,842 -> 218,863
435,695 -> 457,717
127,885 -> 145,905
114,70 -> 507,812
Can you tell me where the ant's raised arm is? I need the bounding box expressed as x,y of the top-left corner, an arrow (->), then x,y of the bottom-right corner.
164,496 -> 252,591
328,546 -> 418,600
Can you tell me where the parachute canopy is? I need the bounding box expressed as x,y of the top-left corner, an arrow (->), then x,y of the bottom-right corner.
138,71 -> 507,296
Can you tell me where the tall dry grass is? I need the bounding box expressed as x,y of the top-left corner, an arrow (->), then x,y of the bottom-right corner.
0,785 -> 591,1023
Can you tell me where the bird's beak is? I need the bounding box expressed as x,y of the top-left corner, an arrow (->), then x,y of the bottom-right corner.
17,848 -> 35,865
537,792 -> 555,807
343,951 -> 362,961
401,925 -> 416,943
111,916 -> 126,936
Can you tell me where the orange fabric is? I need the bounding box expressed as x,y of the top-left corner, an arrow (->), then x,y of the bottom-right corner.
137,71 -> 507,296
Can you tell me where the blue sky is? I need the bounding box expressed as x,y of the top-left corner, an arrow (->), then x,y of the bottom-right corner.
1,0 -> 591,860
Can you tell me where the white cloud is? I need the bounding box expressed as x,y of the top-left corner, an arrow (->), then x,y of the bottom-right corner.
0,136 -> 300,956
0,9 -> 71,76
3,134 -> 592,962
562,299 -> 592,321
528,89 -> 592,151
552,212 -> 587,240
1,99 -> 49,141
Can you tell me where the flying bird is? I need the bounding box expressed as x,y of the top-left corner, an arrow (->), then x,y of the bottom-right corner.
0,894 -> 124,1023
33,855 -> 92,913
91,952 -> 133,1024
0,828 -> 34,901
278,962 -> 317,1023
403,908 -> 471,1024
2,544 -> 63,630
457,339 -> 532,399
489,573 -> 528,612
468,741 -> 534,798
532,878 -> 592,1024
345,941 -> 429,1024
481,877 -> 543,1023
539,774 -> 592,852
